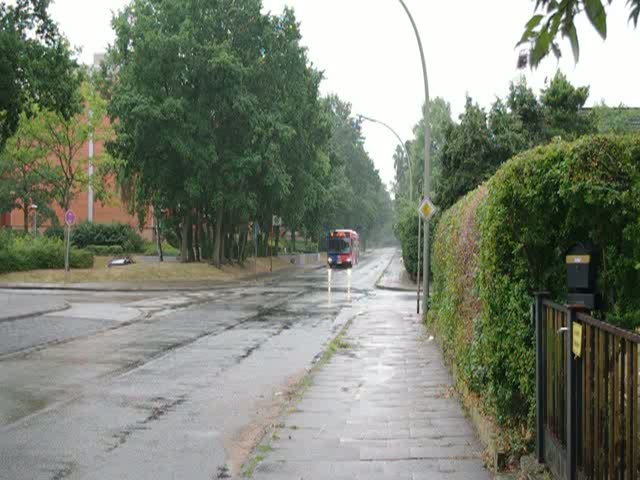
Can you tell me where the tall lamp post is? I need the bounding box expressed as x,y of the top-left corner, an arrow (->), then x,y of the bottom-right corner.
397,0 -> 432,312
358,114 -> 414,201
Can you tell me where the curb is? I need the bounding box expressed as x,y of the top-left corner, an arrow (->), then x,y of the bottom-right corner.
0,262 -> 328,293
0,303 -> 71,324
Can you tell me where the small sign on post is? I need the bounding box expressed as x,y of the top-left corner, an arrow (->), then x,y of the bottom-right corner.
418,197 -> 437,221
64,210 -> 75,272
572,322 -> 583,357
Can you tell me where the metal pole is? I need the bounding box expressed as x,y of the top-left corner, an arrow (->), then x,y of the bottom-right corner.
397,0 -> 431,312
88,111 -> 94,222
416,194 -> 422,314
359,114 -> 413,201
64,224 -> 71,272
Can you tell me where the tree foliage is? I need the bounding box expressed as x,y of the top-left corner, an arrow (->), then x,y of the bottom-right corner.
105,0 -> 391,263
518,0 -> 640,68
0,0 -> 81,148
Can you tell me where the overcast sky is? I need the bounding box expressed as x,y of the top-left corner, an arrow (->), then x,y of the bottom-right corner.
49,0 -> 639,190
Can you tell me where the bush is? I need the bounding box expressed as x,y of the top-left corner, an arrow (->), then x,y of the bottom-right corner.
44,226 -> 65,241
71,222 -> 144,252
143,241 -> 179,256
394,201 -> 420,277
84,245 -> 124,256
0,236 -> 94,274
428,134 -> 640,449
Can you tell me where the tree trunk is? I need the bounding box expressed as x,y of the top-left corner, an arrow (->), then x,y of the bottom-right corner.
194,211 -> 201,262
274,226 -> 280,256
187,215 -> 195,262
155,211 -> 164,262
291,229 -> 296,253
213,203 -> 223,267
180,214 -> 189,263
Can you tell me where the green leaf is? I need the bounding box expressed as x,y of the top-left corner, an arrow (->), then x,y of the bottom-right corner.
567,23 -> 580,62
531,28 -> 552,67
630,1 -> 640,27
526,14 -> 545,30
551,42 -> 562,59
584,0 -> 607,39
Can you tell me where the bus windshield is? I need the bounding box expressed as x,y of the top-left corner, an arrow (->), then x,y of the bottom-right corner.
327,238 -> 351,254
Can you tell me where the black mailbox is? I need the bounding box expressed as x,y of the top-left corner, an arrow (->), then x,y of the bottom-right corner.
566,242 -> 598,309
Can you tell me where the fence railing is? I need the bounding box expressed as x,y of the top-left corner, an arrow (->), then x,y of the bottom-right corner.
535,293 -> 640,480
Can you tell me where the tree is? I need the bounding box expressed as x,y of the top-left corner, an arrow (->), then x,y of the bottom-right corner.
0,0 -> 81,148
0,111 -> 56,231
107,0 -> 334,264
436,97 -> 499,210
518,0 -> 640,68
24,84 -> 111,213
540,71 -> 596,140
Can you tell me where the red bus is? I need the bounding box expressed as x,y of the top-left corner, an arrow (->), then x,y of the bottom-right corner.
326,229 -> 360,268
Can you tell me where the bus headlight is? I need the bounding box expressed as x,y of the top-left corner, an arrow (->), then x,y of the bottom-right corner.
328,258 -> 333,263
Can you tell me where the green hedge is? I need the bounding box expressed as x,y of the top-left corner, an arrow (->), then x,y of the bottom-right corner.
70,222 -> 145,253
429,135 -> 640,450
143,242 -> 179,256
0,235 -> 94,274
84,245 -> 125,256
394,201 -> 420,277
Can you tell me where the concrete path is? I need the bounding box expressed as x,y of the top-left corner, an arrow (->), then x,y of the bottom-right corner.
376,252 -> 415,292
251,258 -> 490,479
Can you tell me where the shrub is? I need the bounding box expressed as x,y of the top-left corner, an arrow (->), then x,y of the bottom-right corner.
394,201 -> 420,277
44,226 -> 65,241
0,236 -> 94,274
143,241 -> 179,256
71,222 -> 144,252
84,245 -> 124,256
428,134 -> 640,449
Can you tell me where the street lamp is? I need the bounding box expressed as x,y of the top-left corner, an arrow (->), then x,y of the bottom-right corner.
397,0 -> 432,313
358,114 -> 414,201
29,204 -> 38,237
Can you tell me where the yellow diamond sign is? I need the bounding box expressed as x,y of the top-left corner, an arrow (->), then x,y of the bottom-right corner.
418,197 -> 437,221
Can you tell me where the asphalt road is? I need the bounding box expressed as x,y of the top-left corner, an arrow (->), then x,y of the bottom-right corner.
0,248 -> 396,480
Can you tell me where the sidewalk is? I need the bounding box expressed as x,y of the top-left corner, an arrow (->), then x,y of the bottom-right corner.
376,252 -> 415,291
249,276 -> 490,479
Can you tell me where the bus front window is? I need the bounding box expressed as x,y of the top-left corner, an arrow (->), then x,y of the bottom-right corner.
327,238 -> 351,254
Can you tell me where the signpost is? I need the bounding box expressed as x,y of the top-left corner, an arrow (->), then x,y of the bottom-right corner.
64,210 -> 75,272
416,197 -> 437,313
418,197 -> 436,221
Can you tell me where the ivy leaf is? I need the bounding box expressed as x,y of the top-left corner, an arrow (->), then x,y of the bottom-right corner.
584,0 -> 607,39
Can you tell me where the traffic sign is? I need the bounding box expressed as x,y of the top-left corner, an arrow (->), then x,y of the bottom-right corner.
418,197 -> 437,221
64,210 -> 76,226
272,215 -> 282,227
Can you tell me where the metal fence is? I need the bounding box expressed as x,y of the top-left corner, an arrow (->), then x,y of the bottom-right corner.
535,293 -> 640,480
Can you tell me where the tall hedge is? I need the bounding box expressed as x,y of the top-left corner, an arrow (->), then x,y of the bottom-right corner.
429,135 -> 640,447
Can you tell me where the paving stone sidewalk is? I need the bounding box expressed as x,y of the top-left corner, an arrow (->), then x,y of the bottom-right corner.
250,289 -> 491,480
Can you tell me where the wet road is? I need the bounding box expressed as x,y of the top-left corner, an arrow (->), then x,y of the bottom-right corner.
0,248 -> 395,480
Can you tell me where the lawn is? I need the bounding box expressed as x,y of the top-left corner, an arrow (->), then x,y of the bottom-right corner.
0,255 -> 295,284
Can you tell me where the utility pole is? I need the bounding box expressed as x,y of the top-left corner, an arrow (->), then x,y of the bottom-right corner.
397,0 -> 432,312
